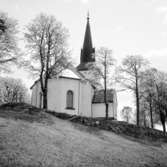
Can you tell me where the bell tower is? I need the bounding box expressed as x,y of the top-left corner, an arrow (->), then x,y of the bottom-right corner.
77,13 -> 95,71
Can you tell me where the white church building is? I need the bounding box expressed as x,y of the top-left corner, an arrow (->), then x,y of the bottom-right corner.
31,15 -> 117,118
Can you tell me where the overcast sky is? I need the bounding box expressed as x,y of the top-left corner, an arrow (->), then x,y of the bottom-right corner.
1,0 -> 167,115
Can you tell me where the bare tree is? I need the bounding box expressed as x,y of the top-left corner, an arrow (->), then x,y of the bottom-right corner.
117,55 -> 148,126
121,106 -> 132,123
24,13 -> 70,109
140,68 -> 167,134
139,68 -> 158,128
139,97 -> 152,127
90,47 -> 115,119
153,71 -> 167,134
0,12 -> 18,72
0,77 -> 30,104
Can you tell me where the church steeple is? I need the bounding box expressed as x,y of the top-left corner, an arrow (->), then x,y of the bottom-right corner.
77,13 -> 95,71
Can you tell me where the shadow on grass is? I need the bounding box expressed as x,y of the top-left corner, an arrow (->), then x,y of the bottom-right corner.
0,103 -> 54,125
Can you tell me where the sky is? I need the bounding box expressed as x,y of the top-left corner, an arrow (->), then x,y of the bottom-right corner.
1,0 -> 167,117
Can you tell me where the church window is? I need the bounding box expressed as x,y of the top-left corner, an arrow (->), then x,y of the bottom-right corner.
66,90 -> 74,109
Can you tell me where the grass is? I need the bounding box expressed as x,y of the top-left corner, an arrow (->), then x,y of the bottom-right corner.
47,110 -> 167,143
0,103 -> 167,167
0,103 -> 53,124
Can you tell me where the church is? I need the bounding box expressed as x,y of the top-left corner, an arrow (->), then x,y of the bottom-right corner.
31,15 -> 117,118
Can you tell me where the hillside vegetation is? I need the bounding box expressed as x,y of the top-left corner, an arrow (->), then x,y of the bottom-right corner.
0,103 -> 167,167
47,111 -> 167,143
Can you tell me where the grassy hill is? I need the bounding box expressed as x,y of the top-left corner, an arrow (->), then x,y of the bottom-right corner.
0,103 -> 167,167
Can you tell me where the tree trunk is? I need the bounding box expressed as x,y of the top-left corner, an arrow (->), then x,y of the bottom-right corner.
42,37 -> 51,110
105,103 -> 109,119
149,97 -> 153,128
43,90 -> 47,109
136,82 -> 140,126
162,123 -> 166,136
127,115 -> 129,123
143,111 -> 147,127
104,51 -> 108,120
160,110 -> 166,136
104,84 -> 108,120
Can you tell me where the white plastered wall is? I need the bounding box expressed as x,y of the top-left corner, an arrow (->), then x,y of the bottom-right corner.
79,81 -> 93,117
31,77 -> 93,116
47,78 -> 79,115
92,103 -> 115,118
30,74 -> 118,119
92,90 -> 118,119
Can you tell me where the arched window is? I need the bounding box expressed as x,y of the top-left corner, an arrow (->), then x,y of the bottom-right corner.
66,90 -> 74,109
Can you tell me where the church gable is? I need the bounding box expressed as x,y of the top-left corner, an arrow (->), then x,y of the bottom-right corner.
59,69 -> 80,80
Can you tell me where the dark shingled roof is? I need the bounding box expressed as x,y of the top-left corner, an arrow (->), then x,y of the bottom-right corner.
92,89 -> 114,103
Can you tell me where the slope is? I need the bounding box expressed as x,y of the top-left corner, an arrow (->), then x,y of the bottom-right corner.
0,104 -> 167,167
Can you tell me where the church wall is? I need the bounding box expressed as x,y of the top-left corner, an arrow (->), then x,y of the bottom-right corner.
79,81 -> 93,117
60,78 -> 79,115
31,86 -> 36,106
31,77 -> 93,117
47,78 -> 62,112
31,76 -> 118,119
92,103 -> 116,118
47,78 -> 80,115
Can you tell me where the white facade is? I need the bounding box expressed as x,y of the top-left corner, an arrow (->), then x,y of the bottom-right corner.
92,103 -> 117,118
31,69 -> 117,119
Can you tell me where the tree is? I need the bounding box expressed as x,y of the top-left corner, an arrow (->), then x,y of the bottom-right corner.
121,106 -> 132,123
139,97 -> 152,127
140,68 -> 167,134
90,47 -> 115,119
0,12 -> 18,73
139,68 -> 158,128
153,71 -> 167,134
0,77 -> 30,104
25,13 -> 70,109
0,18 -> 6,33
117,55 -> 148,126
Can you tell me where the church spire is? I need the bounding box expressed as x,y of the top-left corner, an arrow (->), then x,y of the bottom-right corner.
83,12 -> 93,53
77,13 -> 95,71
87,11 -> 89,20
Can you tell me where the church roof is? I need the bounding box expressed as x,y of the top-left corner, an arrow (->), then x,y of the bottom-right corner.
59,69 -> 80,79
30,66 -> 95,89
77,62 -> 94,71
92,89 -> 114,103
